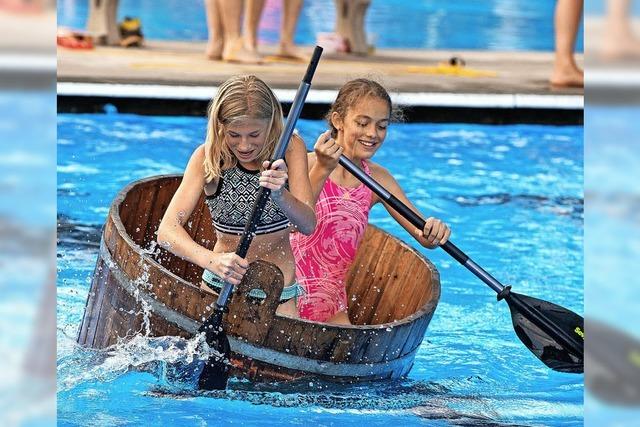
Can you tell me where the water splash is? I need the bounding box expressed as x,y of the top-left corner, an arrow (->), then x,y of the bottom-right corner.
57,333 -> 217,393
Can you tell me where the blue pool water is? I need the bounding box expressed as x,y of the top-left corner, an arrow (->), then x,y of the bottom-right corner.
57,112 -> 583,425
57,0 -> 583,52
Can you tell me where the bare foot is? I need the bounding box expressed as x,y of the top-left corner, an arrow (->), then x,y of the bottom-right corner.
277,43 -> 306,61
550,65 -> 584,88
206,38 -> 223,60
222,38 -> 263,64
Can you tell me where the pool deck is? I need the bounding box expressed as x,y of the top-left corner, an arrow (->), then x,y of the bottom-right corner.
57,40 -> 583,104
584,17 -> 640,103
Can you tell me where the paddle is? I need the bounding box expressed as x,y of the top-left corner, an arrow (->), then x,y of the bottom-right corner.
338,155 -> 584,374
197,46 -> 323,390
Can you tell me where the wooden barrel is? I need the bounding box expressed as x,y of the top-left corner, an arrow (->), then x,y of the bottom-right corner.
78,175 -> 441,382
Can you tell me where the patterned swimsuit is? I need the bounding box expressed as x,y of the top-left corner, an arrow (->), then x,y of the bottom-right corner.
202,163 -> 303,300
204,163 -> 290,235
290,160 -> 373,322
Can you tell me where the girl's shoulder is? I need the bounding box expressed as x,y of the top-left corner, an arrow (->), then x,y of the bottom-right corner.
191,143 -> 206,160
286,132 -> 306,154
184,144 -> 206,174
367,160 -> 389,179
190,144 -> 220,195
367,160 -> 400,186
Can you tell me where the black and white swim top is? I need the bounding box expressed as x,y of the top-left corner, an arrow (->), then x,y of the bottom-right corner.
205,163 -> 290,235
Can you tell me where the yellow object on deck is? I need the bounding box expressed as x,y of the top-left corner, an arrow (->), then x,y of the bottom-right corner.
407,63 -> 498,78
262,55 -> 308,64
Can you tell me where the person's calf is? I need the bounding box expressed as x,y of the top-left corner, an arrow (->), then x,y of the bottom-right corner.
206,38 -> 224,60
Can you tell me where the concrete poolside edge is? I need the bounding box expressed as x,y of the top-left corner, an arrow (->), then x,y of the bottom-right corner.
57,82 -> 583,110
57,82 -> 584,125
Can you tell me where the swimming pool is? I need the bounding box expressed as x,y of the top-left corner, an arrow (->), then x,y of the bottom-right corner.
57,112 -> 583,425
56,0 -> 583,52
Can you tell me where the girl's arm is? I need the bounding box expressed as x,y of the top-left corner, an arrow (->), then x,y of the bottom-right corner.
259,134 -> 317,235
371,163 -> 451,249
157,145 -> 248,285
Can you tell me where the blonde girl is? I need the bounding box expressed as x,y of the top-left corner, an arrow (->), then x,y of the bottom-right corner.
158,75 -> 316,317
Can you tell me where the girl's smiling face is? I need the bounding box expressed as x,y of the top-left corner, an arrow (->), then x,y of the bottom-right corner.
332,96 -> 390,160
224,118 -> 269,168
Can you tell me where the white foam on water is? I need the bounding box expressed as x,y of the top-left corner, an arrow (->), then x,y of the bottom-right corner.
57,163 -> 101,175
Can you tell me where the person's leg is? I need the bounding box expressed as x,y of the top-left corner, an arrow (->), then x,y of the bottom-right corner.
200,281 -> 217,295
218,0 -> 262,63
278,0 -> 304,58
243,0 -> 265,52
550,0 -> 584,87
204,0 -> 224,59
86,0 -> 120,45
275,298 -> 299,317
325,310 -> 351,325
602,0 -> 640,59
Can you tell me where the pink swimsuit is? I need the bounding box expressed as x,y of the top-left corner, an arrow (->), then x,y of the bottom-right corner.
290,160 -> 373,322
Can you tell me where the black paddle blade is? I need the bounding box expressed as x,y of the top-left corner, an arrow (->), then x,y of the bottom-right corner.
586,318 -> 640,406
197,308 -> 231,390
500,288 -> 584,373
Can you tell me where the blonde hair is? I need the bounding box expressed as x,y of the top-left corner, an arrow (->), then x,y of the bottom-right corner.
326,78 -> 403,138
203,75 -> 284,182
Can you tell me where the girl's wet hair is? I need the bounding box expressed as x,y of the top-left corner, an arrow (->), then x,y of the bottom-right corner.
203,75 -> 283,182
326,78 -> 403,138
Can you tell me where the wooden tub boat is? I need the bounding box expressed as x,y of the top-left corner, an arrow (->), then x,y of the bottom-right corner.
78,175 -> 441,383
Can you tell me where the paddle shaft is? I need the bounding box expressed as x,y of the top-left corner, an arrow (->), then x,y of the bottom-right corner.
214,46 -> 323,309
338,155 -> 584,358
337,155 -> 503,293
